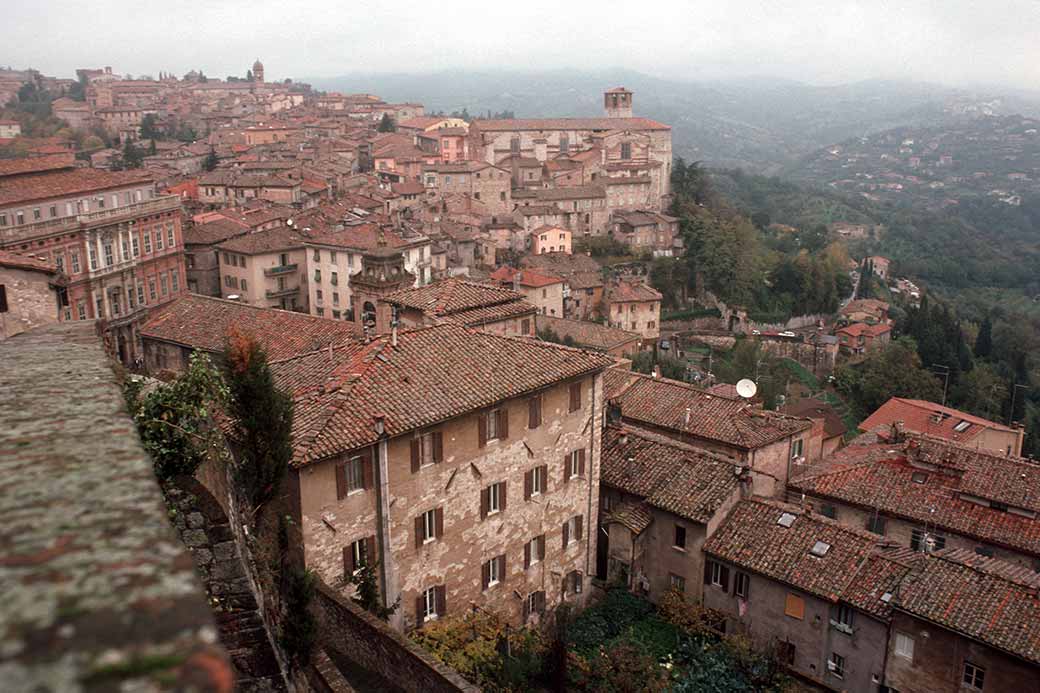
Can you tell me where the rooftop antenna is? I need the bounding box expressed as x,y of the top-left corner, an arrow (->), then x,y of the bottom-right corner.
736,379 -> 758,400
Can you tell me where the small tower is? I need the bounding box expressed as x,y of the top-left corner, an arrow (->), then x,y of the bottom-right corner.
350,234 -> 415,335
252,58 -> 264,83
604,87 -> 633,118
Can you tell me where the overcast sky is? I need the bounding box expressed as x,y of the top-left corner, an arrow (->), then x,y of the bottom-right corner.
5,0 -> 1039,90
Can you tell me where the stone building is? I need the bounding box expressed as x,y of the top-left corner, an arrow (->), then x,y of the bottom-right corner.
488,266 -> 565,318
858,397 -> 1023,457
610,210 -> 681,257
535,315 -> 642,359
270,322 -> 613,631
789,432 -> 1040,570
215,225 -> 309,311
0,156 -> 186,363
383,277 -> 537,337
183,216 -> 249,296
0,250 -> 63,340
530,225 -> 572,255
421,161 -> 511,216
603,278 -> 662,340
349,241 -> 416,335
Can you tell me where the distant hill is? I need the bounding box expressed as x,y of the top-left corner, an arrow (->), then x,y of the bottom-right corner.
306,69 -> 1040,174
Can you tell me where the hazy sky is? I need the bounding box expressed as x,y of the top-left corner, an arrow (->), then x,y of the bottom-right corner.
5,0 -> 1039,89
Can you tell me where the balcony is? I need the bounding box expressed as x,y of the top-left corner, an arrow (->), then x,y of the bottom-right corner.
266,285 -> 300,299
1,195 -> 183,246
263,263 -> 298,277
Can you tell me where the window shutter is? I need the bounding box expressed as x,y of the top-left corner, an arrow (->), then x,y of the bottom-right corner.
570,382 -> 581,411
720,565 -> 730,592
536,591 -> 545,613
497,554 -> 506,583
414,515 -> 424,549
482,561 -> 491,591
538,535 -> 545,560
361,453 -> 374,490
365,536 -> 375,566
435,585 -> 446,615
343,545 -> 352,577
524,541 -> 531,569
410,439 -> 421,473
500,481 -> 507,512
478,413 -> 488,447
539,464 -> 548,493
335,462 -> 347,499
432,431 -> 443,463
416,595 -> 425,624
497,407 -> 509,440
562,520 -> 570,548
524,469 -> 533,501
578,449 -> 586,476
576,514 -> 583,541
529,397 -> 541,428
563,454 -> 570,483
704,561 -> 712,585
480,487 -> 489,520
522,597 -> 530,622
435,507 -> 444,538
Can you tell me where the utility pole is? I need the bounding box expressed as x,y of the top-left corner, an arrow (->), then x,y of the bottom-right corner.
931,364 -> 950,407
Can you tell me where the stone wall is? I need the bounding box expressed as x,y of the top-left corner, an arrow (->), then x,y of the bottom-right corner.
0,265 -> 59,340
310,582 -> 479,693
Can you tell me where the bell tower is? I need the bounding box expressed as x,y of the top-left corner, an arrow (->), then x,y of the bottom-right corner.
350,233 -> 415,336
252,58 -> 264,83
604,87 -> 633,118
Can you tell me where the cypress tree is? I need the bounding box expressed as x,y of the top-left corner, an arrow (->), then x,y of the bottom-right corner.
975,316 -> 993,359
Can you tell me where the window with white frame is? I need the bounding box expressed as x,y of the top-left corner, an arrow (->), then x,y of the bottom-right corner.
894,632 -> 914,660
669,573 -> 686,593
962,662 -> 984,690
791,438 -> 804,459
421,509 -> 437,543
422,587 -> 437,621
531,466 -> 545,495
345,456 -> 364,493
828,652 -> 845,679
487,482 -> 503,515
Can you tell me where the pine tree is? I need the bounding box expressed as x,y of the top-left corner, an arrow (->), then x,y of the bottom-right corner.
377,113 -> 395,132
204,146 -> 218,171
346,562 -> 399,620
121,139 -> 143,169
223,329 -> 294,514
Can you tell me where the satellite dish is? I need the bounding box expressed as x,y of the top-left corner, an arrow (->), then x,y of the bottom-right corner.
736,379 -> 758,399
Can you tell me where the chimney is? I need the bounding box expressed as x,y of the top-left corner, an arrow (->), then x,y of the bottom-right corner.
391,320 -> 398,347
512,271 -> 521,292
736,466 -> 752,499
652,365 -> 661,378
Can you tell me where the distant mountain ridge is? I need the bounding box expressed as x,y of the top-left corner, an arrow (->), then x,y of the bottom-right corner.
306,69 -> 1040,174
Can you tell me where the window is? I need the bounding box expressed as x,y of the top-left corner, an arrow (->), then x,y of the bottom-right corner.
524,535 -> 545,567
345,537 -> 372,576
866,514 -> 886,535
791,438 -> 804,460
0,285 -> 6,312
525,465 -> 547,499
528,395 -> 542,429
143,231 -> 151,254
479,407 -> 508,446
77,302 -> 86,320
569,382 -> 582,411
148,278 -> 157,301
828,653 -> 845,680
911,528 -> 946,552
331,272 -> 338,286
674,525 -> 687,550
481,481 -> 506,518
136,283 -> 144,306
0,214 -> 6,226
566,570 -> 583,595
563,515 -> 582,547
70,252 -> 80,274
620,142 -> 632,159
316,289 -> 323,302
523,590 -> 545,621
483,554 -> 505,589
417,508 -> 440,544
894,632 -> 914,660
669,573 -> 686,593
333,292 -> 340,306
102,239 -> 114,266
171,270 -> 180,293
522,318 -> 531,334
155,230 -> 163,251
88,245 -> 98,270
784,593 -> 805,620
832,604 -> 855,633
314,269 -> 322,282
95,296 -> 104,318
54,252 -> 64,273
734,572 -> 750,599
130,233 -> 139,256
705,560 -> 729,591
962,662 -> 985,690
239,278 -> 246,291
33,208 -> 41,220
565,449 -> 585,481
341,455 -> 365,493
420,586 -> 442,622
410,430 -> 442,470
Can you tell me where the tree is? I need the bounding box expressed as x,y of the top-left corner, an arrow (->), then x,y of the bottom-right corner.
246,69 -> 254,82
750,211 -> 771,230
346,562 -> 399,619
124,353 -> 227,480
378,113 -> 396,132
975,316 -> 993,359
834,338 -> 944,417
279,566 -> 317,667
147,139 -> 157,155
120,139 -> 143,169
223,329 -> 294,515
204,146 -> 219,171
140,113 -> 160,140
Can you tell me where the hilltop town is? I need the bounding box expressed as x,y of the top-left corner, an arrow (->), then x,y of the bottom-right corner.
2,61 -> 1040,693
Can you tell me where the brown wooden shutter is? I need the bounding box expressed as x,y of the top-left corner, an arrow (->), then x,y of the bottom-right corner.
497,407 -> 509,440
524,469 -> 533,501
562,519 -> 569,548
482,560 -> 491,591
416,595 -> 425,624
563,454 -> 570,483
578,449 -> 586,477
524,541 -> 531,569
435,585 -> 446,615
704,560 -> 712,585
410,439 -> 421,473
480,487 -> 489,520
435,507 -> 444,538
570,382 -> 581,411
478,412 -> 488,447
335,461 -> 347,499
361,453 -> 374,490
538,535 -> 545,561
343,545 -> 352,577
720,565 -> 730,592
414,515 -> 424,548
536,591 -> 545,613
365,536 -> 375,566
528,397 -> 541,429
522,597 -> 530,622
497,554 -> 506,583
432,431 -> 443,463
500,481 -> 507,512
576,514 -> 583,542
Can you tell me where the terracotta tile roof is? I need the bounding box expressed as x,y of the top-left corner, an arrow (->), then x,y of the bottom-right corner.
534,185 -> 606,201
445,300 -> 537,328
839,298 -> 888,319
141,294 -> 358,361
836,322 -> 890,337
790,433 -> 1040,557
269,322 -> 613,466
606,279 -> 662,303
0,249 -> 58,274
782,398 -> 846,439
184,217 -> 248,246
391,181 -> 425,196
0,153 -> 75,178
385,278 -> 526,316
706,383 -> 740,399
473,117 -> 670,132
841,547 -> 920,621
605,501 -> 653,535
489,266 -> 563,289
609,369 -> 811,450
602,425 -> 740,523
0,168 -> 154,207
536,315 -> 641,352
520,251 -> 601,277
895,548 -> 1040,664
704,498 -> 882,602
304,224 -> 421,252
859,397 -> 1015,443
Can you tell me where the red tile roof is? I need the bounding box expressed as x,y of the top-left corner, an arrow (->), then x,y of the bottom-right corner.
782,398 -> 847,439
608,369 -> 812,450
790,433 -> 1040,558
535,315 -> 641,352
215,226 -> 307,255
269,322 -> 613,466
473,117 -> 669,132
489,266 -> 563,289
140,294 -> 358,361
0,153 -> 75,178
606,279 -> 662,303
385,278 -> 527,316
0,168 -> 154,207
836,322 -> 891,338
0,249 -> 59,274
602,425 -> 740,523
896,548 -> 1040,664
859,397 -> 1015,443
